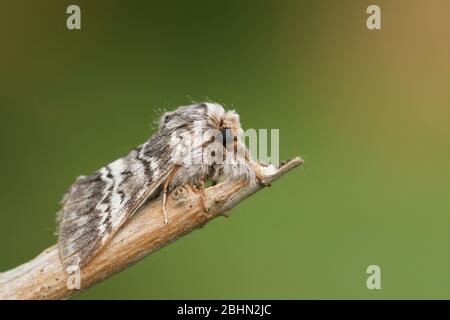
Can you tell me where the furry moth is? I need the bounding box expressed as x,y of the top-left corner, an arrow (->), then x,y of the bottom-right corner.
57,102 -> 268,270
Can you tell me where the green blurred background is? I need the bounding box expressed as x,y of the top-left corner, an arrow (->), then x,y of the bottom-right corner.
1,0 -> 449,299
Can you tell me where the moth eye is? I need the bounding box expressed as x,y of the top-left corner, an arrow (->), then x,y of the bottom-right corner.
220,127 -> 233,148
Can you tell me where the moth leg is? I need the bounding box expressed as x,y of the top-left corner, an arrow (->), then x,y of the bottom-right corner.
255,169 -> 271,187
244,149 -> 271,187
190,180 -> 208,212
162,165 -> 180,224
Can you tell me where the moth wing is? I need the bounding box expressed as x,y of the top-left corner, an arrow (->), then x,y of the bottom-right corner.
57,140 -> 173,270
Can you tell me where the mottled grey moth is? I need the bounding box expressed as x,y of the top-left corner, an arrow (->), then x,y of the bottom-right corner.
57,102 -> 269,271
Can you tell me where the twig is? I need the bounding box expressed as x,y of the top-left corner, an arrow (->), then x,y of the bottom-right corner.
0,157 -> 303,300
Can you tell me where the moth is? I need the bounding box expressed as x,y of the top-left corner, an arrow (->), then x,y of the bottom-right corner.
57,102 -> 269,271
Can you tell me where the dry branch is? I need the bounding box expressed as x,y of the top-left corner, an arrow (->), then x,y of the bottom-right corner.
0,157 -> 303,300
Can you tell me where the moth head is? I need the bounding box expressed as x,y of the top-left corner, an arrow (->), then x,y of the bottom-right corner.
161,102 -> 246,154
219,111 -> 244,150
203,103 -> 244,148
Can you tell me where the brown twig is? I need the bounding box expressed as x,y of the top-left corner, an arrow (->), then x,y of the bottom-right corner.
0,157 -> 303,300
